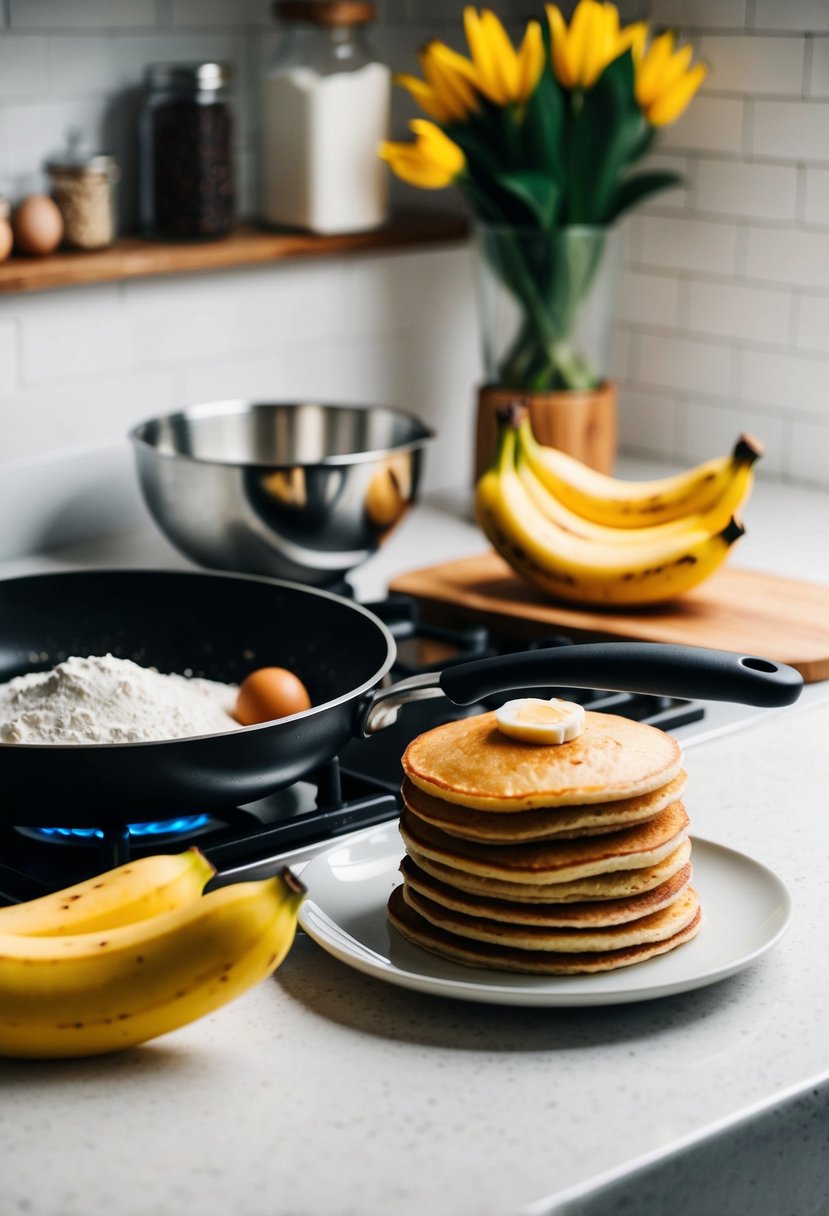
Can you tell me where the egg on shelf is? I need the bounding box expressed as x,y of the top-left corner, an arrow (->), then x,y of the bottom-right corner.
12,194 -> 64,255
234,667 -> 312,726
0,197 -> 12,263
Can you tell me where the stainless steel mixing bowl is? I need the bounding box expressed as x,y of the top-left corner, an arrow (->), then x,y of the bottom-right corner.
130,401 -> 434,585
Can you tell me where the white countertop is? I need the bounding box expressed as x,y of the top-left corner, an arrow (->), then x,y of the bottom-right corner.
2,469 -> 829,1216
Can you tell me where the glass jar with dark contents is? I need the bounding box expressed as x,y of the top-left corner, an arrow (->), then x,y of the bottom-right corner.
139,61 -> 235,240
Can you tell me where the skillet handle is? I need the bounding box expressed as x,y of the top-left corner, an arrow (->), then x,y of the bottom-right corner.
438,642 -> 804,709
359,642 -> 804,735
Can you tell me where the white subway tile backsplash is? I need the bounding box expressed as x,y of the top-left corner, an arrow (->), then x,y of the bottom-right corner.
0,320 -> 18,394
639,214 -> 738,275
8,0 -> 156,28
617,270 -> 681,328
125,260 -> 350,365
346,245 -> 475,341
795,293 -> 829,352
786,415 -> 829,483
0,368 -> 178,463
170,0 -> 271,25
752,0 -> 829,34
1,98 -> 105,186
13,285 -> 134,384
808,37 -> 829,97
637,332 -> 734,398
676,396 -> 786,474
660,95 -> 745,156
111,31 -> 247,91
650,0 -> 747,30
47,35 -> 117,97
740,346 -> 829,416
751,100 -> 829,162
699,35 -> 805,97
745,225 -> 829,289
616,386 -> 678,456
688,279 -> 791,343
0,35 -> 49,97
801,167 -> 829,225
694,158 -> 797,221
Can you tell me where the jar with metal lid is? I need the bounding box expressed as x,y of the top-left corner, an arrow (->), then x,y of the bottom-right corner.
46,136 -> 119,250
261,1 -> 390,234
139,61 -> 235,240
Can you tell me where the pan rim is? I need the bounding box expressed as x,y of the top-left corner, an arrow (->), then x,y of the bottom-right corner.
0,567 -> 397,752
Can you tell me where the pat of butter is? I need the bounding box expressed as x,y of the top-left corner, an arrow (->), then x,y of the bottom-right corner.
495,697 -> 585,744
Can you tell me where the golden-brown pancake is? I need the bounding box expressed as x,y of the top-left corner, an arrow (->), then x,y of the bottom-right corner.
387,884 -> 702,974
401,771 -> 687,843
399,853 -> 693,928
401,883 -> 699,952
405,840 -> 693,903
399,801 -> 690,886
402,710 -> 683,811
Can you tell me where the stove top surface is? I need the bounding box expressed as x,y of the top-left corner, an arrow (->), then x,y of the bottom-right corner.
0,595 -> 714,904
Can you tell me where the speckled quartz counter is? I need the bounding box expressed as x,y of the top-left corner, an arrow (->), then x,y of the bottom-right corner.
1,470 -> 829,1216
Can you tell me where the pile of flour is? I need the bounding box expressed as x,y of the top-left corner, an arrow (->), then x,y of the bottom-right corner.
0,654 -> 240,745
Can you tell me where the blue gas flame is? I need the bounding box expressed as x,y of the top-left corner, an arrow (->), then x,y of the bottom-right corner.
33,815 -> 212,841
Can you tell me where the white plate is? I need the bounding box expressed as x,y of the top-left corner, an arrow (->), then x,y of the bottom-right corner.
298,823 -> 793,1007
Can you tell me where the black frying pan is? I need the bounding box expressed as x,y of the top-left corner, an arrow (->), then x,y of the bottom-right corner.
0,570 -> 803,827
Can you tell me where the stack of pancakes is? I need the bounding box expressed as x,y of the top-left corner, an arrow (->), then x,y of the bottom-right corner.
387,710 -> 702,975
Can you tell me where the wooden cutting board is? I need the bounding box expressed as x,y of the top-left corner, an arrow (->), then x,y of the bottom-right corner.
390,551 -> 829,683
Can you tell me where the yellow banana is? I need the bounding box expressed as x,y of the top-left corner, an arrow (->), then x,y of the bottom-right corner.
475,427 -> 745,607
518,415 -> 762,528
0,869 -> 305,1058
515,436 -> 756,545
0,848 -> 216,937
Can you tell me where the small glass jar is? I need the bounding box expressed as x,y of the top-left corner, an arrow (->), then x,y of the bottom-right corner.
139,62 -> 235,240
46,139 -> 119,250
261,1 -> 390,234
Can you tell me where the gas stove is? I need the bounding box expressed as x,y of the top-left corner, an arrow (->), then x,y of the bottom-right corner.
0,594 -> 712,905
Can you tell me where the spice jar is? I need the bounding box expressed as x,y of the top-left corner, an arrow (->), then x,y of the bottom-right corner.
261,1 -> 390,234
139,62 -> 235,240
46,137 -> 119,250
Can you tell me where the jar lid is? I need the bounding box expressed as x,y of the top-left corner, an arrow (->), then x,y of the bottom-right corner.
144,61 -> 232,92
45,132 -> 119,178
274,1 -> 376,25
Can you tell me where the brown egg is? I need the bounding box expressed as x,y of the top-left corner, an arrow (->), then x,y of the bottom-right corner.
13,194 -> 64,255
234,667 -> 312,726
0,218 -> 12,264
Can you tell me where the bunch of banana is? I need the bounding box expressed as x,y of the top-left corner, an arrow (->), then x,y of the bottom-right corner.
0,848 -> 305,1059
475,407 -> 762,608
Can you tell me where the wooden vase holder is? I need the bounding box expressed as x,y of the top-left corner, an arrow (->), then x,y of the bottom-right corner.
474,381 -> 618,483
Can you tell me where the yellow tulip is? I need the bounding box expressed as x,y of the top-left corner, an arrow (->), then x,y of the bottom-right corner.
546,1 -> 646,90
396,42 -> 480,125
421,41 -> 480,122
378,120 -> 466,190
462,7 -> 545,106
635,31 -> 707,125
394,73 -> 454,124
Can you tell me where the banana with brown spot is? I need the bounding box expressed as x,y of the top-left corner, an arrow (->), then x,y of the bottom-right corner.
0,869 -> 306,1058
0,848 -> 215,937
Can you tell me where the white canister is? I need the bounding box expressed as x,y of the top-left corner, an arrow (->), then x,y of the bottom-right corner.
261,1 -> 391,235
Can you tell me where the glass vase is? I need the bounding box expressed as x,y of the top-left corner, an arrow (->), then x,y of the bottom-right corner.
474,223 -> 619,394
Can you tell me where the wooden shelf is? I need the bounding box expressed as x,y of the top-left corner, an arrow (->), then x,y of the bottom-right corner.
0,211 -> 469,296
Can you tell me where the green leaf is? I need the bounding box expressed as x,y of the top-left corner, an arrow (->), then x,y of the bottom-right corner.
566,51 -> 648,224
446,122 -> 506,185
606,170 -> 684,222
495,170 -> 561,228
521,67 -> 565,184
